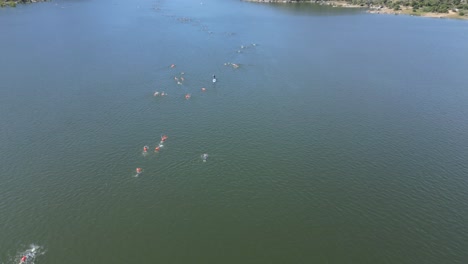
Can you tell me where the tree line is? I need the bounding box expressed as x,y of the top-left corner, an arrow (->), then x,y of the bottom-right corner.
348,0 -> 467,13
1,0 -> 47,7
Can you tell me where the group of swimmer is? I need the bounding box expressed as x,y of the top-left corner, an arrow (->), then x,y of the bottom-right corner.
153,64 -> 212,100
138,64 -> 217,175
136,134 -> 168,175
224,62 -> 239,69
174,71 -> 185,85
153,64 -> 214,101
236,43 -> 257,53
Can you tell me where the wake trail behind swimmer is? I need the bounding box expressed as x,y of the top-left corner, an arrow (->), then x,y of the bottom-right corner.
18,245 -> 41,264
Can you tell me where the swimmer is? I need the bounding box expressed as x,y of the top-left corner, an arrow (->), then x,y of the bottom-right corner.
171,64 -> 176,68
180,77 -> 184,82
161,92 -> 166,96
136,168 -> 142,174
143,146 -> 149,153
177,81 -> 182,85
161,135 -> 168,141
19,247 -> 36,264
154,91 -> 160,96
185,93 -> 191,99
155,146 -> 160,152
212,74 -> 216,83
201,87 -> 206,92
202,153 -> 208,162
174,77 -> 179,81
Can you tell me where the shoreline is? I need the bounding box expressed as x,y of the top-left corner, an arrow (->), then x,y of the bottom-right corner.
366,5 -> 466,20
242,0 -> 468,20
0,0 -> 48,7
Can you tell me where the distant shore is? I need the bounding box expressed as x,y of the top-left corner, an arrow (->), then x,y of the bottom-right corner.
0,0 -> 47,7
365,4 -> 466,20
242,0 -> 468,20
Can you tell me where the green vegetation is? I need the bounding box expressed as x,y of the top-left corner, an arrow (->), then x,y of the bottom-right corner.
347,0 -> 468,14
245,0 -> 468,18
0,0 -> 48,7
0,1 -> 16,7
5,1 -> 16,7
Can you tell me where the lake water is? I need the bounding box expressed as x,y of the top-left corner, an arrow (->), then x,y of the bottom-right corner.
1,0 -> 468,263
